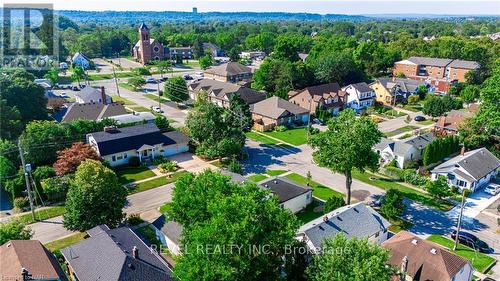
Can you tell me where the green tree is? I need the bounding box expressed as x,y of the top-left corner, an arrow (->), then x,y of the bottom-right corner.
0,220 -> 33,245
154,115 -> 171,131
422,96 -> 446,117
20,121 -> 68,166
0,156 -> 16,187
43,68 -> 60,85
426,176 -> 451,200
306,235 -> 393,281
228,93 -> 252,131
164,76 -> 189,102
71,65 -> 86,86
228,45 -> 242,62
459,85 -> 480,104
133,67 -> 151,76
171,170 -> 300,281
308,51 -> 365,86
127,76 -> 146,90
380,189 -> 405,219
156,60 -> 172,78
199,55 -> 213,70
309,109 -> 382,204
323,196 -> 345,213
63,159 -> 127,231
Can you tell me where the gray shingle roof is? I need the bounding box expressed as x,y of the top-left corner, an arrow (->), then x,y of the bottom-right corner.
75,86 -> 112,104
377,78 -> 423,94
259,177 -> 311,203
62,102 -> 128,123
205,62 -> 252,77
189,79 -> 265,105
448,59 -> 480,70
403,133 -> 435,150
298,203 -> 390,250
407,57 -> 453,67
348,82 -> 372,93
250,96 -> 309,120
152,216 -> 183,245
61,225 -> 173,281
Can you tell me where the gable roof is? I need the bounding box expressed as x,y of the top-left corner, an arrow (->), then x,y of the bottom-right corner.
189,79 -> 265,105
435,110 -> 474,131
108,112 -> 156,125
75,86 -> 112,104
432,147 -> 500,181
1,240 -> 67,281
88,124 -> 184,156
403,132 -> 435,150
61,225 -> 173,281
448,59 -> 480,70
250,96 -> 309,120
152,215 -> 183,245
382,231 -> 470,281
290,83 -> 343,98
298,203 -> 390,250
375,78 -> 423,94
344,82 -> 373,93
374,133 -> 434,157
259,177 -> 311,203
62,102 -> 128,123
406,57 -> 453,67
72,52 -> 90,62
204,62 -> 252,77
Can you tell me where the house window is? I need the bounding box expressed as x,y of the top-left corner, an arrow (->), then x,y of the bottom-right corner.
375,232 -> 379,238
457,180 -> 467,187
112,155 -> 116,162
124,153 -> 127,159
117,155 -> 123,160
306,193 -> 311,200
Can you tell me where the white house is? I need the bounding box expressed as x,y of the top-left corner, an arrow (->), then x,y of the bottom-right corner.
431,147 -> 500,192
259,177 -> 312,214
86,124 -> 189,167
75,86 -> 112,104
72,52 -> 91,69
341,82 -> 375,112
373,133 -> 435,168
383,231 -> 474,281
297,203 -> 391,252
152,215 -> 183,256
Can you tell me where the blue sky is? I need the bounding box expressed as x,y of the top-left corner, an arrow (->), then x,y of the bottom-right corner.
4,0 -> 500,15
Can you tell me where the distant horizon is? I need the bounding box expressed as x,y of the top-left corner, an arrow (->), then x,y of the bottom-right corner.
3,0 -> 500,16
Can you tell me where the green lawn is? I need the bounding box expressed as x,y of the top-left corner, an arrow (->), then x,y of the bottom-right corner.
352,170 -> 453,211
417,119 -> 435,125
129,171 -> 189,194
263,128 -> 308,146
387,217 -> 413,233
266,169 -> 288,176
112,95 -> 136,105
246,174 -> 269,182
87,71 -> 135,81
159,203 -> 172,215
115,166 -> 156,184
384,109 -> 408,118
427,235 -> 496,273
296,201 -> 324,224
118,82 -> 139,91
128,106 -> 151,112
144,94 -> 169,104
403,104 -> 423,112
384,125 -> 419,137
17,206 -> 66,224
286,173 -> 343,201
44,232 -> 86,253
245,131 -> 279,145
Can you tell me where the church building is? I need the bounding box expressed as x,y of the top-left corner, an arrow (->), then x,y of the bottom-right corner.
133,23 -> 166,65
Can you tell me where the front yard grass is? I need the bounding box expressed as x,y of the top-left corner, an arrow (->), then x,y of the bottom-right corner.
352,170 -> 453,211
296,201 -> 324,224
246,174 -> 269,182
285,173 -> 343,201
387,217 -> 413,233
144,94 -> 170,104
87,71 -> 135,81
263,128 -> 308,146
245,131 -> 279,145
417,119 -> 435,125
384,125 -> 419,137
427,235 -> 496,273
266,169 -> 288,176
159,203 -> 172,215
128,106 -> 151,112
115,166 -> 156,184
118,82 -> 139,91
384,109 -> 408,118
112,95 -> 136,105
129,171 -> 189,194
44,232 -> 86,253
17,206 -> 66,224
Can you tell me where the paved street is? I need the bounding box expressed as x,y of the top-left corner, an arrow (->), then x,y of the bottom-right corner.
31,183 -> 174,243
377,108 -> 430,133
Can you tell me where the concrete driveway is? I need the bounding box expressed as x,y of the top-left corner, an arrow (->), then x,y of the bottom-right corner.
167,152 -> 217,174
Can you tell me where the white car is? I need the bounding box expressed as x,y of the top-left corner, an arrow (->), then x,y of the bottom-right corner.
146,77 -> 158,84
484,183 -> 500,196
59,93 -> 69,98
152,106 -> 163,113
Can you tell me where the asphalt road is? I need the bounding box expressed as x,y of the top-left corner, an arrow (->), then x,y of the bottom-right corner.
376,108 -> 430,133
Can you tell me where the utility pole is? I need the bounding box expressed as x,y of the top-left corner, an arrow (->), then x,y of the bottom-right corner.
453,188 -> 466,251
306,98 -> 313,138
157,81 -> 162,111
17,140 -> 35,221
112,66 -> 121,97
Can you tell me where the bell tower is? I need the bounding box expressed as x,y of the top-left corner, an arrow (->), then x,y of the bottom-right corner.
138,23 -> 151,64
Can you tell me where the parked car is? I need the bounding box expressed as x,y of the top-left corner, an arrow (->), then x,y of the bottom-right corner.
72,86 -> 80,91
151,106 -> 163,113
414,115 -> 426,121
159,77 -> 168,82
59,93 -> 69,98
312,118 -> 324,125
183,74 -> 193,80
369,195 -> 384,208
450,231 -> 492,253
146,77 -> 158,84
484,183 -> 500,196
80,84 -> 86,89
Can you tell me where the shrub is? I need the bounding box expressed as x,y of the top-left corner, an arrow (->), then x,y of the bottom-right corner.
13,197 -> 28,210
157,161 -> 178,173
41,176 -> 70,202
152,156 -> 167,166
126,213 -> 144,226
274,125 -> 287,132
386,159 -> 398,167
381,189 -> 405,219
323,196 -> 345,213
227,158 -> 243,174
128,156 -> 140,167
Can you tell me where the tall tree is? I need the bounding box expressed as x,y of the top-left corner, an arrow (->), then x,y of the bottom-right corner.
380,189 -> 405,219
0,220 -> 33,245
156,60 -> 172,78
71,66 -> 86,86
53,142 -> 101,176
228,93 -> 252,131
309,109 -> 382,204
63,159 -> 127,231
20,121 -> 68,166
43,68 -> 60,86
306,235 -> 393,281
164,76 -> 189,102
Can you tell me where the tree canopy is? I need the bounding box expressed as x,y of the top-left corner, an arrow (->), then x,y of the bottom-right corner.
53,142 -> 101,176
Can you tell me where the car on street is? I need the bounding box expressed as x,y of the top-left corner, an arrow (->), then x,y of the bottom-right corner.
312,118 -> 324,125
183,74 -> 193,80
450,231 -> 492,253
159,77 -> 168,82
151,106 -> 163,113
414,115 -> 426,121
484,183 -> 500,195
369,195 -> 384,208
59,93 -> 69,98
72,86 -> 80,91
146,77 -> 158,84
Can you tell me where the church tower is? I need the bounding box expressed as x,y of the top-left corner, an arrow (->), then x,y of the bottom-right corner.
138,23 -> 151,64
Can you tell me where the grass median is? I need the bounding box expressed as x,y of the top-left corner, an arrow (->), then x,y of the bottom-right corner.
129,171 -> 189,194
17,206 -> 66,224
245,131 -> 279,145
262,128 -> 309,146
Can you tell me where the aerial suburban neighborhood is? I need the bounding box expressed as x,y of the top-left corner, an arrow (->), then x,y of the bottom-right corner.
0,1 -> 499,281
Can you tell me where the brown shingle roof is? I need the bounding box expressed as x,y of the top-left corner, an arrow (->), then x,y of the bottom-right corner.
250,96 -> 309,120
204,62 -> 252,77
382,231 -> 470,281
62,102 -> 128,123
1,240 -> 67,281
288,83 -> 346,100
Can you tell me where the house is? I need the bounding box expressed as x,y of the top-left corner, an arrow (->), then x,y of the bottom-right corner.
166,47 -> 193,60
297,203 -> 390,252
258,177 -> 312,213
107,112 -> 156,126
133,23 -> 166,64
75,86 -> 112,104
288,83 -> 346,116
240,51 -> 266,61
370,78 -> 424,106
45,91 -> 66,110
393,57 -> 480,83
61,102 -> 128,123
188,79 -> 266,108
374,133 -> 435,168
204,62 -> 253,83
152,216 -> 183,256
382,231 -> 473,281
431,147 -> 500,192
1,240 -> 67,281
250,96 -> 309,131
61,225 -> 174,281
434,110 -> 474,136
203,42 -> 224,57
71,52 -> 91,69
341,82 -> 376,113
86,124 -> 189,167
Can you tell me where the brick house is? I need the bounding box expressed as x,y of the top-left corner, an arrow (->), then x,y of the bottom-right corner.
393,57 -> 479,83
288,83 -> 346,115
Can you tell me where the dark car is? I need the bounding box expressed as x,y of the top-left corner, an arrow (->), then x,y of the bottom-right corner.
414,115 -> 426,122
450,231 -> 491,253
183,74 -> 193,80
72,86 -> 80,91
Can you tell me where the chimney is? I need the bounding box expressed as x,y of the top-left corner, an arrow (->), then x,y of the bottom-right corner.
401,256 -> 408,274
430,248 -> 437,255
132,246 -> 138,259
101,86 -> 107,105
322,215 -> 328,222
103,125 -> 117,132
460,146 -> 465,156
411,239 -> 418,245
